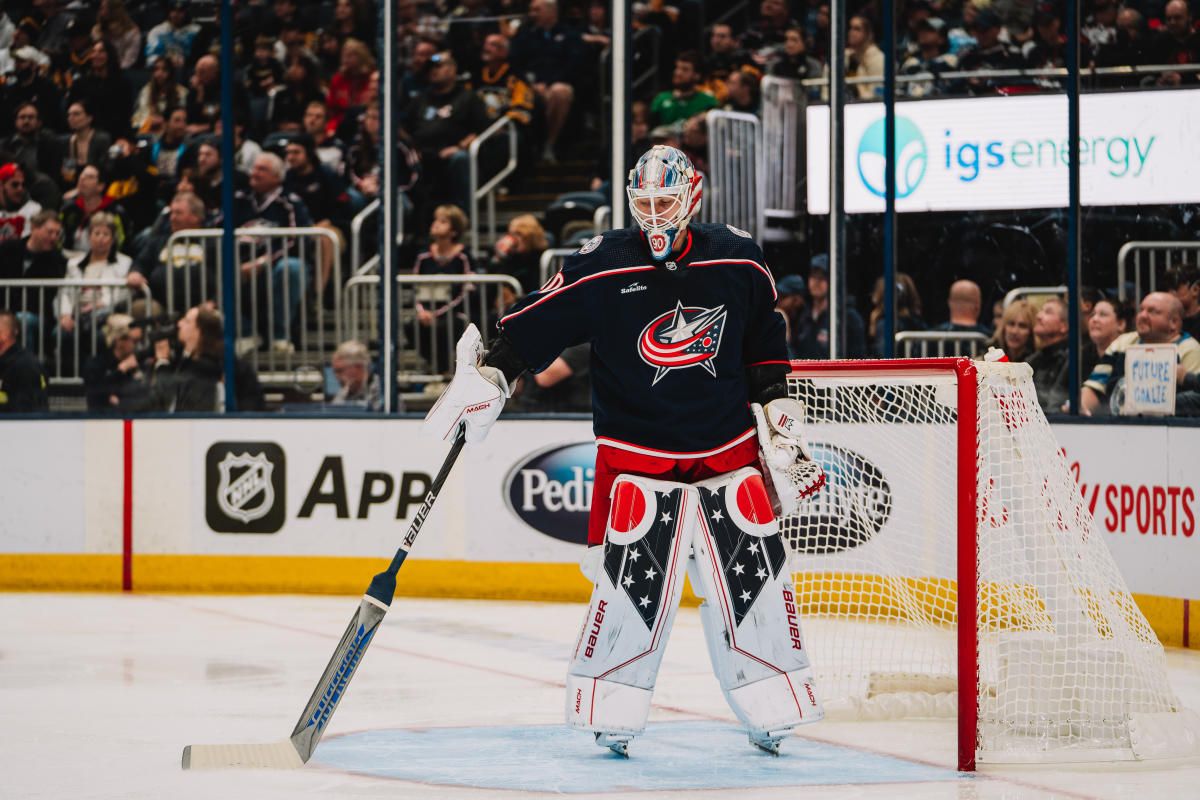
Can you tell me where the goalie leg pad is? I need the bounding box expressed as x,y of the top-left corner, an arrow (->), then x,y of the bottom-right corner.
687,467 -> 824,735
565,474 -> 693,735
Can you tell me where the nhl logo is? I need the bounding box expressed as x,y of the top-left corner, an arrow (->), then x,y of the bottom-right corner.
206,442 -> 287,533
216,452 -> 275,523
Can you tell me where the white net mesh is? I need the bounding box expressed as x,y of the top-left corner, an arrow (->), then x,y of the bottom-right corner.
781,359 -> 1193,764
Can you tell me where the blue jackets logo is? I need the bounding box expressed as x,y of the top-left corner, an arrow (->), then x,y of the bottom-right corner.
505,442 -> 597,544
638,301 -> 728,385
856,115 -> 927,199
791,443 -> 892,552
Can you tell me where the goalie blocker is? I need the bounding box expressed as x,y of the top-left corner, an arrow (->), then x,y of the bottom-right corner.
566,467 -> 823,755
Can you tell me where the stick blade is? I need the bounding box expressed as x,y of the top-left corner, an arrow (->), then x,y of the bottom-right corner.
182,740 -> 305,770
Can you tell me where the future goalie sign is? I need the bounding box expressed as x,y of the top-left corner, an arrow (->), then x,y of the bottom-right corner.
1122,344 -> 1177,416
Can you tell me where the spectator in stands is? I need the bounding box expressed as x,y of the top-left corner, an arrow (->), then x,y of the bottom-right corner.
0,211 -> 66,346
958,9 -> 1022,92
769,26 -> 824,84
4,104 -> 62,205
401,38 -> 438,108
233,152 -> 312,352
934,279 -> 990,335
1022,3 -> 1066,70
187,56 -> 252,139
794,254 -> 867,358
509,343 -> 591,412
1082,292 -> 1200,415
144,107 -> 190,187
329,339 -> 381,410
412,203 -> 474,367
723,69 -> 761,114
406,50 -> 488,221
1151,0 -> 1200,86
680,113 -> 709,175
0,308 -> 49,413
706,22 -> 754,102
150,304 -> 265,412
991,299 -> 1037,362
476,33 -> 536,139
82,312 -> 148,411
1091,7 -> 1147,86
62,101 -> 113,189
868,272 -> 926,355
900,18 -> 959,97
1165,263 -> 1200,339
53,16 -> 93,94
245,34 -> 285,104
651,51 -> 718,126
104,137 -> 160,234
510,0 -> 584,162
774,274 -> 807,358
128,191 -> 213,311
1084,296 -> 1131,378
490,213 -> 548,297
742,0 -> 797,55
94,0 -> 143,70
302,101 -> 348,176
144,0 -> 199,70
60,165 -> 128,251
189,140 -> 248,214
898,0 -> 935,57
331,0 -> 376,45
1083,0 -> 1119,56
56,212 -> 132,366
283,133 -> 350,294
1025,297 -> 1071,413
272,59 -> 326,132
846,15 -> 884,100
3,46 -> 63,134
347,103 -> 389,202
66,39 -> 133,139
0,164 -> 43,242
132,61 -> 181,132
327,38 -> 375,132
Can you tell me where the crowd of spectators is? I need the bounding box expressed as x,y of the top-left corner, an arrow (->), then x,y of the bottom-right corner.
0,0 -> 1198,416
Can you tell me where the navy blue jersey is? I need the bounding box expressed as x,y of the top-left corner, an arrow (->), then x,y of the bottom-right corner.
499,223 -> 787,457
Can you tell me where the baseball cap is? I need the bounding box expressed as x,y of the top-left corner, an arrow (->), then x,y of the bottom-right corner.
776,275 -> 807,297
809,253 -> 830,275
12,45 -> 41,62
0,163 -> 21,182
917,16 -> 946,33
975,9 -> 1002,30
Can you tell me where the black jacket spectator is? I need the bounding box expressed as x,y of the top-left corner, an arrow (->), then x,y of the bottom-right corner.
65,41 -> 134,138
151,351 -> 265,412
0,338 -> 49,413
406,83 -> 490,162
82,347 -> 148,411
3,105 -> 63,182
510,19 -> 584,87
283,162 -> 349,228
2,59 -> 64,135
0,229 -> 68,325
1026,339 -> 1070,414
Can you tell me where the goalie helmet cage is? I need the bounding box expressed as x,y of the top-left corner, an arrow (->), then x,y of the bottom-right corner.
780,358 -> 1199,772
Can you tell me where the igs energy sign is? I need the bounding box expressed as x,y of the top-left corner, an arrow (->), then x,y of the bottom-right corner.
806,89 -> 1200,213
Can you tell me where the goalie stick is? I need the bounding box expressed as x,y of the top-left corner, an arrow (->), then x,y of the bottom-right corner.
181,427 -> 468,770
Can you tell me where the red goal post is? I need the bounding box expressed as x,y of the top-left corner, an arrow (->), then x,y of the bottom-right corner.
780,358 -> 1198,772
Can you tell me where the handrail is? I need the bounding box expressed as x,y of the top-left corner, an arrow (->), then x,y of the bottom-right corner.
349,198 -> 380,274
164,226 -> 344,356
1003,285 -> 1067,309
538,247 -> 578,286
468,116 -> 519,258
594,205 -> 611,233
0,278 -> 153,384
1117,242 -> 1200,302
894,331 -> 990,358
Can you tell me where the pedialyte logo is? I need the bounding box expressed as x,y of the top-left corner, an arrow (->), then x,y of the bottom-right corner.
790,443 -> 892,553
505,442 -> 598,544
206,442 -> 287,533
856,115 -> 927,199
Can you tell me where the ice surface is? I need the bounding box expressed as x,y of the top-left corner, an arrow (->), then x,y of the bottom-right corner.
2,593 -> 1198,799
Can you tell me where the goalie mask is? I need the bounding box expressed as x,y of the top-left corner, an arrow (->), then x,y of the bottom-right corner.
627,145 -> 703,261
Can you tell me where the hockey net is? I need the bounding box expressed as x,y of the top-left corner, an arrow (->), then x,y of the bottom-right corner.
780,358 -> 1198,770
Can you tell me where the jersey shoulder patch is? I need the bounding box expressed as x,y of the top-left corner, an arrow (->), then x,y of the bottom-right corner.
577,234 -> 603,254
726,224 -> 752,238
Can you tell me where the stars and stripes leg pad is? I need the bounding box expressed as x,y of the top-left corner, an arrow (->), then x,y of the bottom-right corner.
687,467 -> 824,738
565,475 -> 693,738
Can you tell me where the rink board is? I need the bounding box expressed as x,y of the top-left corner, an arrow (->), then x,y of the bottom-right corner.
0,417 -> 1196,647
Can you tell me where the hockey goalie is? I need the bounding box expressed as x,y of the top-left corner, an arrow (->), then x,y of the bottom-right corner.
426,146 -> 826,756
